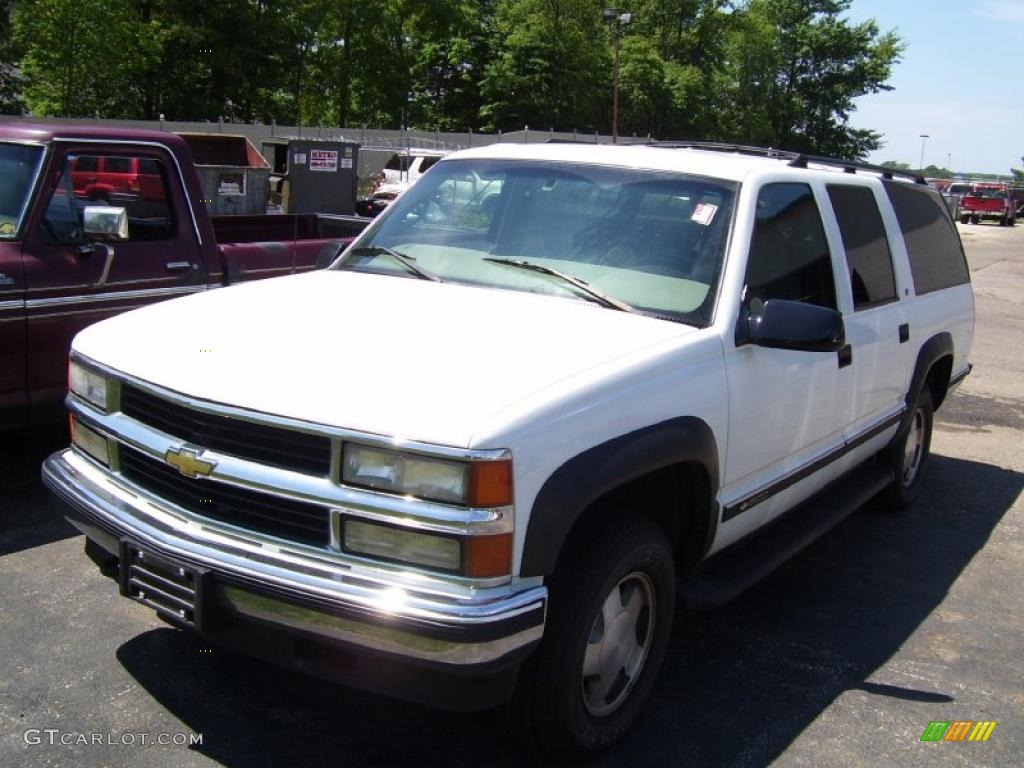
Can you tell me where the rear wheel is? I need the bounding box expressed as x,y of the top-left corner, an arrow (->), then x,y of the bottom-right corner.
960,214 -> 970,224
500,512 -> 674,758
877,388 -> 933,510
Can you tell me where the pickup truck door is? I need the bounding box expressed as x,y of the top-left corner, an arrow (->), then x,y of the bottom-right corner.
21,142 -> 209,421
0,241 -> 26,428
822,183 -> 910,451
721,182 -> 855,535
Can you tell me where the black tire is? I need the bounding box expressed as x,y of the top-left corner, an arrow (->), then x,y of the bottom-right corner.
877,388 -> 934,510
499,512 -> 675,758
960,214 -> 970,224
972,215 -> 980,225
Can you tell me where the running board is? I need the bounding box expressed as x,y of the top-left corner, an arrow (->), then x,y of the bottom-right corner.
681,462 -> 895,610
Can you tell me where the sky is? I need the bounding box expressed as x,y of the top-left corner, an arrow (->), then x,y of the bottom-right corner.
844,0 -> 1023,175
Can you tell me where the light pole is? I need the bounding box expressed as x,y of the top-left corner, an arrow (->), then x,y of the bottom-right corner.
918,134 -> 929,171
603,8 -> 633,143
947,152 -> 952,172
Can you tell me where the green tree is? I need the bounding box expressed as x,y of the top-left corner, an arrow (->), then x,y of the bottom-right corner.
0,1 -> 24,113
480,0 -> 609,132
14,0 -> 153,117
720,0 -> 903,158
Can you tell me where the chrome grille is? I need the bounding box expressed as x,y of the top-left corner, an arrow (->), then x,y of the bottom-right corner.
120,447 -> 330,548
120,384 -> 332,476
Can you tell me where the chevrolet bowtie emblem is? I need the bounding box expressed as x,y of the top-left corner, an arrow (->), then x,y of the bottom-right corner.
164,446 -> 217,478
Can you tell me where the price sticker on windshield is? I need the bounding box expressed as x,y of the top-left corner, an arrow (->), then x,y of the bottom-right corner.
691,203 -> 718,226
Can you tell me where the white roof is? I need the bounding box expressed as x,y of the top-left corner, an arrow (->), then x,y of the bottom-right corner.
445,142 -> 788,182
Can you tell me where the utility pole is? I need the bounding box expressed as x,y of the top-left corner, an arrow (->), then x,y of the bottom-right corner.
603,9 -> 633,144
918,134 -> 930,171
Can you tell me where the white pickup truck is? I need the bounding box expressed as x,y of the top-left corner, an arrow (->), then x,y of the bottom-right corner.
43,142 -> 974,757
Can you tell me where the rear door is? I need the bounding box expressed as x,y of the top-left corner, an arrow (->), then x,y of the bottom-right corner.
21,142 -> 209,420
823,182 -> 910,444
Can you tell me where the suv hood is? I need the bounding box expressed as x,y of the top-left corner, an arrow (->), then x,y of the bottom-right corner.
73,270 -> 694,448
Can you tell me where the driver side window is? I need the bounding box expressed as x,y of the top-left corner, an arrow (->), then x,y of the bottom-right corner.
40,152 -> 176,244
744,183 -> 837,310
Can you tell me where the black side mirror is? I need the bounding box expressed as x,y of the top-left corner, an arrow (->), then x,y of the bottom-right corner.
738,298 -> 845,352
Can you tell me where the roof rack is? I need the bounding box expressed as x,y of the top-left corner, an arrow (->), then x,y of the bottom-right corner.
789,153 -> 927,185
648,141 -> 799,161
648,140 -> 927,185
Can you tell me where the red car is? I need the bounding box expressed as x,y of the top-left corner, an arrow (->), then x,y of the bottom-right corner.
71,155 -> 166,206
959,182 -> 1016,226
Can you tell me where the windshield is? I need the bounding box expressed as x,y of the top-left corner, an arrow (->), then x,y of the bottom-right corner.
336,159 -> 736,325
0,143 -> 44,239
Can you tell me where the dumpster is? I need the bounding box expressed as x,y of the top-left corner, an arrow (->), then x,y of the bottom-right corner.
285,140 -> 360,216
177,133 -> 271,216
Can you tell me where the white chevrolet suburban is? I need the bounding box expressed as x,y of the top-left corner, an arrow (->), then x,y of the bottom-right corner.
43,142 -> 974,757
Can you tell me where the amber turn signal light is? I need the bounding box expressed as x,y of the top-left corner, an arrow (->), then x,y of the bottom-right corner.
467,459 -> 513,507
463,532 -> 513,578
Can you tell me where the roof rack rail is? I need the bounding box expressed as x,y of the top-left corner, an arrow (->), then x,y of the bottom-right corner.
648,140 -> 928,185
648,141 -> 800,161
789,154 -> 927,185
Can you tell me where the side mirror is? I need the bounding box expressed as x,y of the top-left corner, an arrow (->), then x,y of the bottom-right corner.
82,206 -> 128,242
739,298 -> 845,352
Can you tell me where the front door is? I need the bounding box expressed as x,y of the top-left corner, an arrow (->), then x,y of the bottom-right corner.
721,181 -> 854,533
22,142 -> 209,421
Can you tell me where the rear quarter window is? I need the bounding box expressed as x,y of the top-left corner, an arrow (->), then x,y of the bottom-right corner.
882,181 -> 969,295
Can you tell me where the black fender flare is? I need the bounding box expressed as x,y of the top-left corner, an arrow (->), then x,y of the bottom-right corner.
519,417 -> 719,577
902,332 -> 954,429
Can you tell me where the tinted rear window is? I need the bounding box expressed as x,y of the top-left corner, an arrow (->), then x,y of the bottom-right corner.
882,181 -> 969,294
75,156 -> 99,172
827,185 -> 897,309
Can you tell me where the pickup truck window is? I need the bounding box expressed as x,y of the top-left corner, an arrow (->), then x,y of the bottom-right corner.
0,142 -> 44,239
826,184 -> 897,310
345,159 -> 736,325
43,152 -> 177,244
882,181 -> 969,295
745,183 -> 837,310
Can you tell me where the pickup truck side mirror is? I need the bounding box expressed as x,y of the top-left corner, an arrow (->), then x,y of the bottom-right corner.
82,206 -> 129,242
739,298 -> 845,353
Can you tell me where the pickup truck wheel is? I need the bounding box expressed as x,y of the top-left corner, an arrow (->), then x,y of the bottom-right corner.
960,214 -> 970,224
499,513 -> 674,758
877,389 -> 933,511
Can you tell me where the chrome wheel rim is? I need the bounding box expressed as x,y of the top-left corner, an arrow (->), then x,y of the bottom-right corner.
580,572 -> 655,717
901,407 -> 926,486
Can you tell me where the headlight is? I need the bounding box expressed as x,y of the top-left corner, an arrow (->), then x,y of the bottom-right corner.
70,417 -> 110,466
343,445 -> 511,506
69,360 -> 110,411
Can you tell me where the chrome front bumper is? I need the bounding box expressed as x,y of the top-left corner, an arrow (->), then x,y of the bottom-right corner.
43,449 -> 546,667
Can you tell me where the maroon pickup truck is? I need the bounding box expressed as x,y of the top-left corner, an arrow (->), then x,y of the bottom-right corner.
0,123 -> 366,430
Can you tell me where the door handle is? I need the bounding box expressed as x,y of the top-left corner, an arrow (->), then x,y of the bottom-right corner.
898,323 -> 910,343
166,261 -> 195,273
837,344 -> 853,368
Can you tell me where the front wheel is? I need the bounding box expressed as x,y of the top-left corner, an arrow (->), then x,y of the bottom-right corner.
877,388 -> 934,510
500,512 -> 675,758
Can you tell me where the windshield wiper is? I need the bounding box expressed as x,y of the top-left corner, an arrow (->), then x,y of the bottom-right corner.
483,258 -> 634,313
344,246 -> 441,282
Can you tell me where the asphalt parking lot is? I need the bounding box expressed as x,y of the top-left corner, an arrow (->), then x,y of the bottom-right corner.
1,221 -> 1022,767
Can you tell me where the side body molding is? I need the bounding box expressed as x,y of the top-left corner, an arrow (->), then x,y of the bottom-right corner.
519,417 -> 719,577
